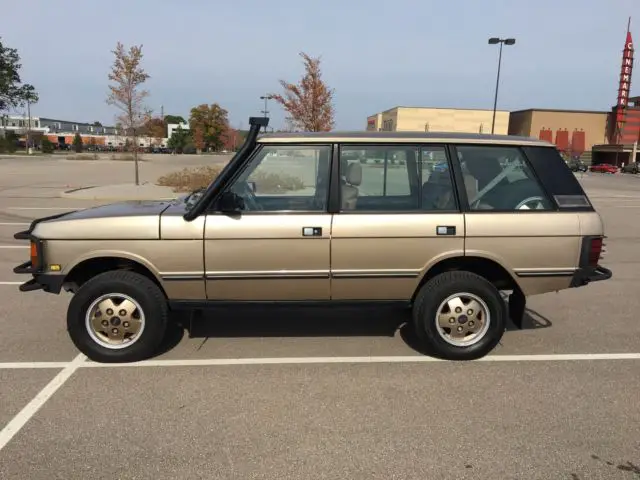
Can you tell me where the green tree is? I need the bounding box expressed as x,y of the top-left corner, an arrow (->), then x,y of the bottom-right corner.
72,132 -> 83,153
188,103 -> 229,152
2,131 -> 18,153
167,125 -> 191,153
0,37 -> 39,112
164,114 -> 186,125
41,137 -> 54,154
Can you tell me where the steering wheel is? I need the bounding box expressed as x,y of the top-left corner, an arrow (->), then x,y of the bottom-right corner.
238,181 -> 263,211
515,196 -> 547,210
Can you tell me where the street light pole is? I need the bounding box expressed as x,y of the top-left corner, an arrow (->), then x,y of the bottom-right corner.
488,37 -> 516,134
26,99 -> 32,154
260,95 -> 274,132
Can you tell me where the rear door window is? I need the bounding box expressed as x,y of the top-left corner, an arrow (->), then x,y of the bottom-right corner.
455,145 -> 553,211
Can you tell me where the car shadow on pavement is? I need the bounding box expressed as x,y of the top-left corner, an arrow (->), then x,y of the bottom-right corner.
156,303 -> 553,358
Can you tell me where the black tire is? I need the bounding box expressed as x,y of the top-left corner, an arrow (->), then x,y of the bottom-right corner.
412,271 -> 506,360
67,270 -> 168,363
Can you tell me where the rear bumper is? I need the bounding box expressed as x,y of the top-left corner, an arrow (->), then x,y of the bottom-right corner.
13,261 -> 65,293
570,265 -> 612,288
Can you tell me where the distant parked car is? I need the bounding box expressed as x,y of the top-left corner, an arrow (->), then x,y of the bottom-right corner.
621,162 -> 640,174
589,163 -> 619,174
567,159 -> 588,172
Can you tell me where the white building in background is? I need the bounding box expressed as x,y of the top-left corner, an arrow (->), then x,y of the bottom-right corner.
167,122 -> 189,139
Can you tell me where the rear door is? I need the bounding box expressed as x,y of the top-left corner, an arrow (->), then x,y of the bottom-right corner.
452,144 -> 582,296
329,143 -> 465,301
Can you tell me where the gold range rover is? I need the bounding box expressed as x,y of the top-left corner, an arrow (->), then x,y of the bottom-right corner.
14,117 -> 612,363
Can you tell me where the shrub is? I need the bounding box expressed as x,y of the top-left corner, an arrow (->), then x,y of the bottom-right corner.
72,133 -> 83,153
157,166 -> 222,192
1,132 -> 18,153
41,137 -> 54,153
157,166 -> 305,193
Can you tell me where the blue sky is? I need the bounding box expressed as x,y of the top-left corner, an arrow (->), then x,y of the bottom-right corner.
2,0 -> 638,130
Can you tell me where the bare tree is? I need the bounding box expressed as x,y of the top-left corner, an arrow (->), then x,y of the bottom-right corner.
271,52 -> 335,132
106,42 -> 151,185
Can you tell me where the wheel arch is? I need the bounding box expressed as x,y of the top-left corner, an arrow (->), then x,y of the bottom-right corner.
63,252 -> 166,296
412,254 -> 523,302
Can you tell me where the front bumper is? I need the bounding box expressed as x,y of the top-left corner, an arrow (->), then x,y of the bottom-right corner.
13,261 -> 65,293
13,211 -> 74,295
570,265 -> 612,288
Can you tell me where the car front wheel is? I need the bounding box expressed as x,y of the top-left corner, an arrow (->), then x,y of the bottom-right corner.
412,271 -> 506,360
67,270 -> 169,363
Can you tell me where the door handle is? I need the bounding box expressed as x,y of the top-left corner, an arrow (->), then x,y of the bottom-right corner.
302,227 -> 322,237
436,225 -> 456,235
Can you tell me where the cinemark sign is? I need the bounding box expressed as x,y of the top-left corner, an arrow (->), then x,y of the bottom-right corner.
618,31 -> 634,108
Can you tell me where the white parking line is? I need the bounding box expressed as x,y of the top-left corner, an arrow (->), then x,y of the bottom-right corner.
0,282 -> 22,285
0,362 -> 70,369
0,246 -> 28,249
1,352 -> 639,371
81,352 -> 640,367
0,353 -> 86,452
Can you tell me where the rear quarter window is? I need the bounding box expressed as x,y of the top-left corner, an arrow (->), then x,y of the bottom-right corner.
521,146 -> 594,211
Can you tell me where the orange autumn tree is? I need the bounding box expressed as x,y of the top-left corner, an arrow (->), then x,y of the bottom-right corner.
189,103 -> 229,153
106,42 -> 151,185
271,52 -> 335,132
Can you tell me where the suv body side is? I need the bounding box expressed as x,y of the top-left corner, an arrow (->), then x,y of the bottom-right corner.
24,137 -> 602,304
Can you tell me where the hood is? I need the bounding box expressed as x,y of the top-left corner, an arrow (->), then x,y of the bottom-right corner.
32,200 -> 173,240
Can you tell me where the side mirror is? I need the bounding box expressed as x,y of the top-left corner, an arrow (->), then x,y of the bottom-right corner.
247,181 -> 257,193
218,191 -> 244,212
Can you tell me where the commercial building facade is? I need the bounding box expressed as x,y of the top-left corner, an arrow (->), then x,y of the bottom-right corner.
508,108 -> 609,155
366,106 -> 510,135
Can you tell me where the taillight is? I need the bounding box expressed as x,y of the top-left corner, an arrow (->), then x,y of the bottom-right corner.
588,237 -> 603,267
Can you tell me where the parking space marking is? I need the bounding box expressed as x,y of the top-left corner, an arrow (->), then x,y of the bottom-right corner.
0,353 -> 86,452
0,282 -> 22,285
0,362 -> 70,369
1,353 -> 639,371
80,352 -> 640,367
0,246 -> 28,249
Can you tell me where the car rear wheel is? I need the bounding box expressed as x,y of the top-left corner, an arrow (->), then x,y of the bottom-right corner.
67,270 -> 168,363
412,271 -> 506,360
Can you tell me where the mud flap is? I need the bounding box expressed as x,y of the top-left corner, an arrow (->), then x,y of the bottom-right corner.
508,289 -> 526,329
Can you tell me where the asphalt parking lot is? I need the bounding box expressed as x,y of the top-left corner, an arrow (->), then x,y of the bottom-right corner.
0,157 -> 639,479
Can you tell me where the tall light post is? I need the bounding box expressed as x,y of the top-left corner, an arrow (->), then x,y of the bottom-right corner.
260,95 -> 274,132
488,37 -> 516,134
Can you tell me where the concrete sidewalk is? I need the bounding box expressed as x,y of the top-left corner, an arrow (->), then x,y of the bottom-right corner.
60,183 -> 179,201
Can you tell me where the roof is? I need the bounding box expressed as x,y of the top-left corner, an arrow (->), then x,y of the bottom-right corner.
366,106 -> 510,117
509,108 -> 608,115
257,130 -> 551,146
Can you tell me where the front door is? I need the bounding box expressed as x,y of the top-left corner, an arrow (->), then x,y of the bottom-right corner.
204,143 -> 333,301
330,144 -> 465,300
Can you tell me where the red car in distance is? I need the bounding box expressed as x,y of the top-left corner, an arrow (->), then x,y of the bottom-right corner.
589,163 -> 619,174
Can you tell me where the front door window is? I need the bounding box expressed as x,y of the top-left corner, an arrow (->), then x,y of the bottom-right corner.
227,144 -> 332,212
